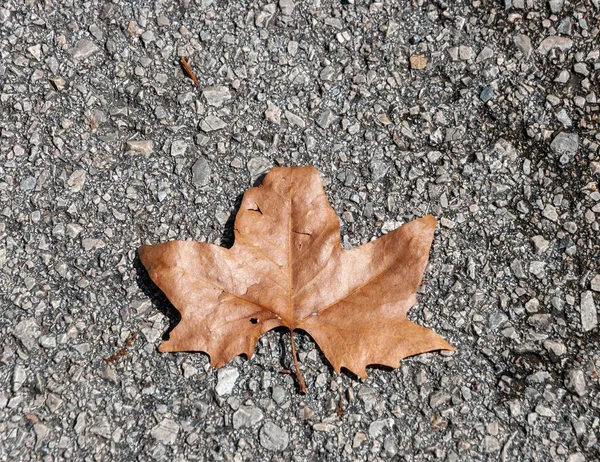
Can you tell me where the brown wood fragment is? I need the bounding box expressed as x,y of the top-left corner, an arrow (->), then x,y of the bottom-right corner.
104,332 -> 137,363
104,348 -> 129,363
124,331 -> 137,346
409,54 -> 428,70
180,56 -> 200,88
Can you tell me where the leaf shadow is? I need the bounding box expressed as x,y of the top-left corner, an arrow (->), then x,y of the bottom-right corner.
220,174 -> 268,248
133,252 -> 181,341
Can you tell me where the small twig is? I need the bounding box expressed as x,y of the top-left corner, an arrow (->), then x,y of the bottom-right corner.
336,388 -> 345,417
104,348 -> 128,363
290,329 -> 307,393
180,56 -> 200,88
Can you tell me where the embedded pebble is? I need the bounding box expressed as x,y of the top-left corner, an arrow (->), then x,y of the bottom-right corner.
20,176 -> 36,191
259,421 -> 289,451
192,158 -> 211,187
67,170 -> 86,192
265,101 -> 281,124
564,369 -> 587,397
514,34 -> 532,58
170,140 -> 188,157
70,39 -> 99,59
591,275 -> 600,292
580,291 -> 597,332
200,115 -> 227,132
203,86 -> 231,107
284,110 -> 305,128
125,140 -> 153,154
233,406 -> 264,429
215,367 -> 239,396
317,109 -> 336,129
247,157 -> 272,183
550,133 -> 579,159
537,36 -> 573,54
150,418 -> 179,445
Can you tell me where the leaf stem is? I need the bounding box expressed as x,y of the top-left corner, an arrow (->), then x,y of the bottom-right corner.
289,329 -> 307,394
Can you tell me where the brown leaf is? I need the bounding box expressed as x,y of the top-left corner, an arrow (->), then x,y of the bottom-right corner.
139,166 -> 453,390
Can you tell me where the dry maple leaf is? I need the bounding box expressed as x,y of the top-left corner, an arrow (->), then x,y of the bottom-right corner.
139,166 -> 453,392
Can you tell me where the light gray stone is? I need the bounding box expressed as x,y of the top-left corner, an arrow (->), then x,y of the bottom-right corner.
74,412 -> 87,435
247,157 -> 272,183
200,115 -> 227,132
20,176 -> 36,191
28,44 -> 41,61
476,46 -> 494,62
543,340 -> 566,356
565,369 -> 586,397
429,391 -> 451,408
67,170 -> 86,192
532,235 -> 549,252
483,435 -> 500,453
459,45 -> 473,60
12,363 -> 27,392
548,0 -> 564,13
542,204 -> 558,222
573,62 -> 589,76
489,312 -> 508,329
33,423 -> 50,447
259,421 -> 289,451
141,30 -> 155,44
313,423 -> 336,432
82,238 -> 105,251
284,110 -> 305,128
39,335 -> 57,349
192,158 -> 211,187
203,86 -> 231,107
510,259 -> 526,278
280,0 -> 295,16
265,101 -> 281,124
370,159 -> 390,181
216,367 -> 239,396
537,36 -> 573,54
170,140 -> 188,157
70,39 -> 99,60
368,419 -> 388,438
317,109 -> 336,129
551,133 -> 579,159
555,70 -> 570,83
233,405 -> 264,429
526,371 -> 552,384
580,291 -> 597,332
151,418 -> 179,444
13,318 -> 41,351
319,65 -> 335,81
591,274 -> 600,292
529,261 -> 546,279
90,418 -> 112,439
125,140 -> 153,154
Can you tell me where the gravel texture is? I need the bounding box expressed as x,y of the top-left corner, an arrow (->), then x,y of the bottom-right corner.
1,0 -> 599,460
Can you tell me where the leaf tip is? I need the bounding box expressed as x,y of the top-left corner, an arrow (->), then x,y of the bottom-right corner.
421,214 -> 437,229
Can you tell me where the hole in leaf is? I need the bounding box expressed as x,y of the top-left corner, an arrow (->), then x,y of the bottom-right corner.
250,318 -> 258,324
